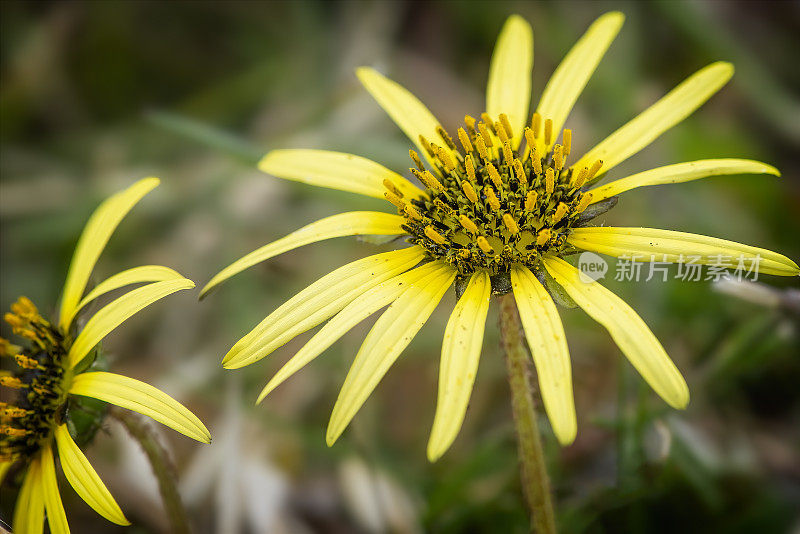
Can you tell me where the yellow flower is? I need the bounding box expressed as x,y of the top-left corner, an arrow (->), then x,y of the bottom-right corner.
1,178 -> 210,533
203,13 -> 798,460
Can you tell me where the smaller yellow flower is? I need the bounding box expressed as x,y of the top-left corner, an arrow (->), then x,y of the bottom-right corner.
1,178 -> 210,533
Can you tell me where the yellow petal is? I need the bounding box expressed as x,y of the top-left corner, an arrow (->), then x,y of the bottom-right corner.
356,67 -> 457,172
13,458 -> 45,534
201,211 -> 406,297
54,425 -> 130,526
589,159 -> 780,203
224,247 -> 425,370
68,278 -> 195,368
534,12 -> 624,155
59,177 -> 160,331
41,443 -> 70,534
259,149 -> 426,200
543,256 -> 689,408
64,265 -> 185,328
486,15 -> 533,149
511,265 -> 576,445
0,459 -> 11,485
427,270 -> 491,461
258,261 -> 450,403
327,266 -> 456,445
568,227 -> 799,276
69,372 -> 211,443
572,62 -> 734,178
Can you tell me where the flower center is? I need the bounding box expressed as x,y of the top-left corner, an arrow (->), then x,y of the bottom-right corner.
384,113 -> 603,276
1,297 -> 71,462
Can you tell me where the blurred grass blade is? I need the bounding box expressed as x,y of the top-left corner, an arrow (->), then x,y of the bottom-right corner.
147,110 -> 263,164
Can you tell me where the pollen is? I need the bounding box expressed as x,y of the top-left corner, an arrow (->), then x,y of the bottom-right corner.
476,236 -> 493,254
537,228 -> 552,246
465,155 -> 476,182
390,114 -> 593,275
525,191 -> 538,211
545,169 -> 555,194
458,127 -> 473,154
587,159 -> 604,180
475,134 -> 490,161
384,191 -> 405,210
487,163 -> 503,189
573,167 -> 588,188
405,205 -> 423,220
409,150 -> 425,171
459,214 -> 478,233
544,118 -> 553,146
499,113 -> 514,140
0,376 -> 25,389
383,179 -> 403,198
478,122 -> 493,147
552,202 -> 569,223
576,192 -> 593,213
485,187 -> 501,210
424,226 -> 447,245
531,113 -> 541,138
502,213 -> 520,234
461,181 -> 479,203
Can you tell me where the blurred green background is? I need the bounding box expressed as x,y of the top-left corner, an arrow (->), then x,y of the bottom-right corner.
1,1 -> 799,532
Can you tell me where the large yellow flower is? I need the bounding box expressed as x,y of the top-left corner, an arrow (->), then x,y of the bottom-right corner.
1,178 -> 210,533
203,13 -> 798,461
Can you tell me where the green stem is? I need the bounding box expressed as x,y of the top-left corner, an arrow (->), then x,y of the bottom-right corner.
111,408 -> 192,534
498,293 -> 557,534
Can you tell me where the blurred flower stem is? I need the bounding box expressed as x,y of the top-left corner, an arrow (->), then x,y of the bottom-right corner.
112,407 -> 192,534
499,293 -> 557,534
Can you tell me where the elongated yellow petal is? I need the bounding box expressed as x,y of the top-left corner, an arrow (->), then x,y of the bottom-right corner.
201,211 -> 406,297
63,265 -> 185,328
511,265 -> 576,445
259,149 -> 426,199
54,425 -> 129,526
70,372 -> 211,443
568,227 -> 799,276
534,12 -> 624,155
59,177 -> 160,331
41,443 -> 70,534
258,261 -> 450,403
543,257 -> 689,408
68,278 -> 195,368
0,460 -> 11,485
486,15 -> 533,149
224,247 -> 425,370
589,159 -> 780,203
427,270 -> 491,461
327,266 -> 456,445
13,458 -> 45,534
356,67 -> 457,172
572,62 -> 734,178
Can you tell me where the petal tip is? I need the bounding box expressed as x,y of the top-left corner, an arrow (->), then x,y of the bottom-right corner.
255,386 -> 271,405
764,163 -> 781,177
426,441 -> 446,463
711,60 -> 735,79
139,176 -> 161,188
355,66 -> 378,82
256,152 -> 274,172
325,429 -> 338,447
600,10 -> 626,26
555,426 -> 577,447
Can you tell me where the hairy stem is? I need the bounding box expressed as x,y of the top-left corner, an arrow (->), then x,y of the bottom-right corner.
498,293 -> 557,534
111,408 -> 192,534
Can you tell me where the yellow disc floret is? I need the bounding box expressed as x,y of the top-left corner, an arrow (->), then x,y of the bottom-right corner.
383,113 -> 602,275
